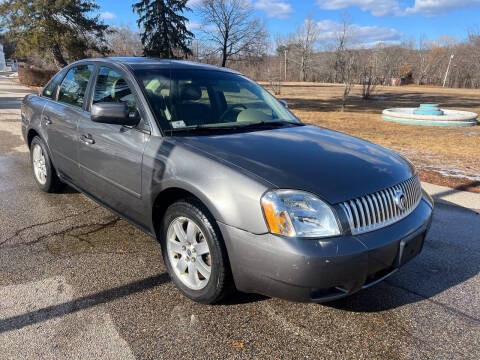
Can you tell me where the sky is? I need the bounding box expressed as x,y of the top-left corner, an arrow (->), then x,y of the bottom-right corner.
96,0 -> 480,47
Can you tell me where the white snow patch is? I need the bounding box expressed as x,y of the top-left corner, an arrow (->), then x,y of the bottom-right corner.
392,147 -> 480,182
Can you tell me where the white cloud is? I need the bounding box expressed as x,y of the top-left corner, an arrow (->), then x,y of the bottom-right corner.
100,11 -> 116,20
318,0 -> 480,17
254,0 -> 293,19
188,0 -> 204,7
356,40 -> 402,48
406,0 -> 480,16
189,0 -> 293,19
186,21 -> 216,32
317,20 -> 402,45
187,21 -> 203,31
317,0 -> 402,16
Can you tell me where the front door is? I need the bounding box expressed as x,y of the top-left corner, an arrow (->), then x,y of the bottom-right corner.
77,66 -> 149,223
43,64 -> 94,179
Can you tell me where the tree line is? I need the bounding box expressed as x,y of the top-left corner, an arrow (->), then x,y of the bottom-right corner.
270,27 -> 480,90
1,0 -> 480,90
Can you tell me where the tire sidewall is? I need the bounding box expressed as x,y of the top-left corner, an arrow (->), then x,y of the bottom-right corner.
160,200 -> 227,304
30,136 -> 55,192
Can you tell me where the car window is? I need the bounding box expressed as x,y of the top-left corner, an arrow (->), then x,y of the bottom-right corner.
42,70 -> 66,99
57,65 -> 93,108
223,87 -> 273,119
93,67 -> 138,118
135,69 -> 298,132
140,72 -> 171,129
178,80 -> 211,106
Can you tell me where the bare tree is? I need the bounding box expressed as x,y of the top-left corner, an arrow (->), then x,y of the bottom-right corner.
411,35 -> 429,85
197,0 -> 267,67
295,15 -> 320,81
106,26 -> 144,57
273,15 -> 320,82
359,49 -> 378,99
463,28 -> 480,87
334,14 -> 357,111
186,14 -> 480,90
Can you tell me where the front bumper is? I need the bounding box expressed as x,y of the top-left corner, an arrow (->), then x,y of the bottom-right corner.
220,194 -> 433,302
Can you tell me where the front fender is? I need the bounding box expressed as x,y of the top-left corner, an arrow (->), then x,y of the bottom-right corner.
142,137 -> 272,235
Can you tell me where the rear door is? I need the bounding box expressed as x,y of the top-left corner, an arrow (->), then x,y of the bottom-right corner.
77,65 -> 150,223
42,64 -> 94,180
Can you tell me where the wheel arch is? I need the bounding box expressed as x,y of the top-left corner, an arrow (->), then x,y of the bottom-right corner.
151,186 -> 222,240
27,128 -> 59,175
27,128 -> 40,149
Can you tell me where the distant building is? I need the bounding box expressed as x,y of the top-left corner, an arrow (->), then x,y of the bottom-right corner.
0,44 -> 6,71
391,78 -> 405,86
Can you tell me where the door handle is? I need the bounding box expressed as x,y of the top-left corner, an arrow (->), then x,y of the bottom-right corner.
42,115 -> 52,125
80,134 -> 95,145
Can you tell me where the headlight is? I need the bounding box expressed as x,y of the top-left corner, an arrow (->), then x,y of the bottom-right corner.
261,190 -> 341,238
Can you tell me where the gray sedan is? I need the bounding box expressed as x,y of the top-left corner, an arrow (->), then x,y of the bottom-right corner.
21,57 -> 433,304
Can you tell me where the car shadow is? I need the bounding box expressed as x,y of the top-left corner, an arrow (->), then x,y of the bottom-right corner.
0,273 -> 171,333
61,184 -> 79,194
431,181 -> 480,201
0,98 -> 22,110
218,291 -> 268,305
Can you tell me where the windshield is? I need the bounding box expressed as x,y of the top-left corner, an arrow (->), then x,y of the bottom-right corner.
134,69 -> 300,133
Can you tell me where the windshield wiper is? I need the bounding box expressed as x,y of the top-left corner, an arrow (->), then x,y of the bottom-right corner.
166,120 -> 304,135
229,120 -> 304,129
165,125 -> 233,134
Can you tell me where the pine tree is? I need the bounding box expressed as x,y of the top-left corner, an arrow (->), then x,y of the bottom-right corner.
132,0 -> 193,58
0,0 -> 110,68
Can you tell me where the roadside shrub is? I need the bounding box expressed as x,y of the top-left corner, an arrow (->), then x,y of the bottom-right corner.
18,66 -> 57,87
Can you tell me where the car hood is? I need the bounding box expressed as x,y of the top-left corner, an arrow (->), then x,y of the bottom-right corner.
175,125 -> 415,204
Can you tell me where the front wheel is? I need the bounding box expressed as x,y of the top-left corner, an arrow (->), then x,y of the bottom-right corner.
160,199 -> 233,304
30,136 -> 63,193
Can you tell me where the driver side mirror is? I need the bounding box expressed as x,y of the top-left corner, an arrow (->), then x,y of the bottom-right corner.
278,99 -> 288,108
91,102 -> 139,126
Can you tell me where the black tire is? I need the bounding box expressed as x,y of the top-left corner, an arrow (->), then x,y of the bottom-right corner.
160,199 -> 234,304
30,136 -> 63,193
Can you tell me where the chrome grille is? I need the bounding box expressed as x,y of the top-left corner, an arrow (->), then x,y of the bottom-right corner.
341,175 -> 422,235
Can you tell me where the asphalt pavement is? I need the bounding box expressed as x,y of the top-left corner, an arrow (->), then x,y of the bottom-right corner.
0,76 -> 479,359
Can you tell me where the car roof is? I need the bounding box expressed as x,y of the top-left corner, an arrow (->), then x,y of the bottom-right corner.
74,57 -> 241,74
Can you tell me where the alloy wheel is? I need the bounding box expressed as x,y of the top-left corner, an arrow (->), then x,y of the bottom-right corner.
32,143 -> 47,185
166,216 -> 212,290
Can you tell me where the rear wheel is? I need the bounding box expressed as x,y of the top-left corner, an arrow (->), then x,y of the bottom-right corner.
30,136 -> 63,193
160,199 -> 233,304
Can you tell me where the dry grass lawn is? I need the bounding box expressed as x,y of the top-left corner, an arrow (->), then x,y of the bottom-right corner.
267,82 -> 480,193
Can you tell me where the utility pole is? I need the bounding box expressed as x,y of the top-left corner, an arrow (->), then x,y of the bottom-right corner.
284,50 -> 287,81
443,54 -> 454,87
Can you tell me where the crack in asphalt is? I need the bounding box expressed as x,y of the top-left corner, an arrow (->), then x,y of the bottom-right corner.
385,281 -> 480,324
48,217 -> 122,247
17,216 -> 121,248
0,205 -> 103,247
